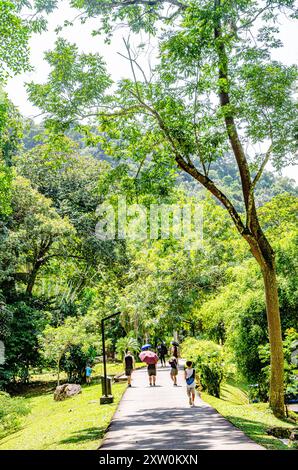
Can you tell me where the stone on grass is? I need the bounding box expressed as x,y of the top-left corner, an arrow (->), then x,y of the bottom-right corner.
54,383 -> 81,401
266,426 -> 292,439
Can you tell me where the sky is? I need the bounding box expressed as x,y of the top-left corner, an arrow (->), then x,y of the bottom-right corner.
5,1 -> 298,182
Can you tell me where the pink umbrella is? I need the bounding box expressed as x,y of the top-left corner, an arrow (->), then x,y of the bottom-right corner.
139,350 -> 158,365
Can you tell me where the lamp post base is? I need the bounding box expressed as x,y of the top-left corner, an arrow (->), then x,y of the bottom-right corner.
100,395 -> 114,404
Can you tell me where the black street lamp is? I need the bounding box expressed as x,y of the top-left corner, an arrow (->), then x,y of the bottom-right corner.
100,311 -> 121,405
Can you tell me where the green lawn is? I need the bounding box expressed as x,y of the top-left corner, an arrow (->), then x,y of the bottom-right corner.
201,380 -> 297,450
0,381 -> 126,450
30,361 -> 144,385
0,362 -> 141,450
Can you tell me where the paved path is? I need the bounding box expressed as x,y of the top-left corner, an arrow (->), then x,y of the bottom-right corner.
100,363 -> 263,450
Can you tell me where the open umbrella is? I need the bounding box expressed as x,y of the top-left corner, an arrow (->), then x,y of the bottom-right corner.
139,350 -> 158,364
171,341 -> 179,346
141,344 -> 152,351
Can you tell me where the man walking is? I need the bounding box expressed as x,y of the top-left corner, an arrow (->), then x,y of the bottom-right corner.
157,342 -> 168,367
124,350 -> 135,387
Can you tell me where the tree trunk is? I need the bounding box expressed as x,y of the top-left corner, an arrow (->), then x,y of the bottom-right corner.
247,227 -> 285,417
26,263 -> 41,295
261,262 -> 285,417
57,360 -> 60,387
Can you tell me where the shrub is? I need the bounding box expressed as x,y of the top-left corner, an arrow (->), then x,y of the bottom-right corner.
199,357 -> 224,397
0,392 -> 30,438
181,338 -> 224,398
60,344 -> 98,383
115,335 -> 139,359
257,328 -> 298,403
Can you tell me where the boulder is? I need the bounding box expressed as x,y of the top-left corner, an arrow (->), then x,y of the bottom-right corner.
289,431 -> 298,449
54,383 -> 82,401
266,426 -> 292,439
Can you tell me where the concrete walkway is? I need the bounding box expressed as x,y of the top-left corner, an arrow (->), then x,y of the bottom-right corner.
100,363 -> 263,450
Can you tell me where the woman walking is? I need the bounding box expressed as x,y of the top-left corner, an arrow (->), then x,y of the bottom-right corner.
169,356 -> 178,386
139,345 -> 158,387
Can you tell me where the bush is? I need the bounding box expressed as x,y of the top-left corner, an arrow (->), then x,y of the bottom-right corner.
181,338 -> 224,398
181,337 -> 222,361
60,344 -> 97,383
115,335 -> 139,359
0,301 -> 47,386
257,328 -> 298,403
199,358 -> 224,397
0,392 -> 30,438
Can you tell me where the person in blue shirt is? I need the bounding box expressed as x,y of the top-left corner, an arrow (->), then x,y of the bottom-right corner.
85,364 -> 92,384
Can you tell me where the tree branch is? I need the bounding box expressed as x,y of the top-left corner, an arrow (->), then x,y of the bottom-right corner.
214,0 -> 252,214
252,143 -> 273,190
114,88 -> 247,238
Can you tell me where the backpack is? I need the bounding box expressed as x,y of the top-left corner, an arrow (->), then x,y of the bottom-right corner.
186,369 -> 195,385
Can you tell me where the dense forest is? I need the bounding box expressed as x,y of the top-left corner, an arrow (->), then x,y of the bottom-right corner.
1,111 -> 297,397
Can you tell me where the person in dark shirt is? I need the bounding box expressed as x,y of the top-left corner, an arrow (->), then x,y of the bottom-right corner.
169,356 -> 178,386
124,351 -> 135,387
157,342 -> 168,367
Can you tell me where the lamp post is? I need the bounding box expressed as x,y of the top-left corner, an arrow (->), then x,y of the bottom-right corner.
100,311 -> 121,405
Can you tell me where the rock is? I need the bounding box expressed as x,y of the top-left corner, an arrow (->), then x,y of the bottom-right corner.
266,426 -> 292,439
289,431 -> 298,449
65,384 -> 81,397
290,430 -> 298,441
54,383 -> 82,401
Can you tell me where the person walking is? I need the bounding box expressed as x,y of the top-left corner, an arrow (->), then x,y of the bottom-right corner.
171,342 -> 179,365
184,360 -> 196,406
124,350 -> 135,387
139,345 -> 158,386
157,342 -> 168,367
147,361 -> 157,386
85,364 -> 92,384
169,356 -> 178,386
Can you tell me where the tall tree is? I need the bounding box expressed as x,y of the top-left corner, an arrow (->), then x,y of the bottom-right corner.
27,0 -> 298,417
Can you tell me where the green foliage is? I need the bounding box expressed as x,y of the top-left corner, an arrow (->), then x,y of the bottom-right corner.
0,157 -> 12,216
0,174 -> 75,298
258,328 -> 298,403
60,344 -> 97,383
0,1 -> 297,414
0,90 -> 23,216
199,359 -> 225,398
116,335 -> 139,359
26,38 -> 112,132
192,193 -> 298,385
181,338 -> 224,397
0,301 -> 48,386
0,1 -> 31,80
40,315 -> 100,384
0,392 -> 30,438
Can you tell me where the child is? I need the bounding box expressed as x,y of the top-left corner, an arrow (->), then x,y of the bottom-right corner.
85,364 -> 92,384
184,360 -> 196,406
169,356 -> 178,386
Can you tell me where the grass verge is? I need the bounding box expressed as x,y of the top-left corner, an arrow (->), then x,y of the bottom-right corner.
201,380 -> 297,450
0,364 -> 130,450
